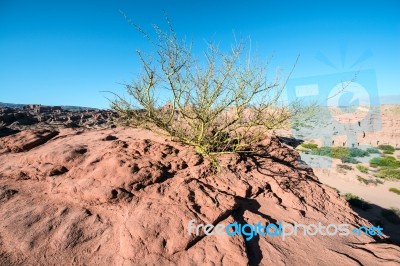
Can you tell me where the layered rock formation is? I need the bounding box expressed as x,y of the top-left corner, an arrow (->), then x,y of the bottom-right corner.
0,105 -> 116,133
0,128 -> 399,265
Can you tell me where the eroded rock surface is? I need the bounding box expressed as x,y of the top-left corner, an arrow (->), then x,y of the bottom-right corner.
0,105 -> 116,133
0,128 -> 399,265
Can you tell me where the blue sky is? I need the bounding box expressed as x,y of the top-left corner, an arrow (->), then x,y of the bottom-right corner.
1,0 -> 399,108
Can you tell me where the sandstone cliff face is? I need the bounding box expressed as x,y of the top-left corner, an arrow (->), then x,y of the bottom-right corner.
0,128 -> 399,265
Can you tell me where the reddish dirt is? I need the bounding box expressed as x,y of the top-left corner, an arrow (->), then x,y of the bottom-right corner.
0,128 -> 399,265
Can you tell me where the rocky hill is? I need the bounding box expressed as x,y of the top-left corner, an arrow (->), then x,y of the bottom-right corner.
0,102 -> 99,111
0,105 -> 116,136
0,127 -> 399,265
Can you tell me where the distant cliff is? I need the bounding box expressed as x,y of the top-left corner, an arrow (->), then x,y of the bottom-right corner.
0,104 -> 117,134
0,102 -> 100,111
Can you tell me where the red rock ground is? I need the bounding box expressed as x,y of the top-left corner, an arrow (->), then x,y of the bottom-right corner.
0,128 -> 399,265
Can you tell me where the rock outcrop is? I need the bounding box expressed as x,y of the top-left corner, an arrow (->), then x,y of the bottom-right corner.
0,105 -> 116,132
0,128 -> 399,265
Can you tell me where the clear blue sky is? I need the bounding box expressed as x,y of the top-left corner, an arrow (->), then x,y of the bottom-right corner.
1,0 -> 399,108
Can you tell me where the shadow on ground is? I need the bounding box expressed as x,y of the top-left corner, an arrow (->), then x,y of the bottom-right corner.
349,203 -> 400,246
277,136 -> 304,148
0,128 -> 20,138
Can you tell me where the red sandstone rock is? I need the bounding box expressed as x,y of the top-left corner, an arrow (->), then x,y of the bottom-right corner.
0,128 -> 399,265
0,129 -> 58,152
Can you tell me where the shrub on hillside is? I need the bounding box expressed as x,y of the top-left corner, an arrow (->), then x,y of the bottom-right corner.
366,147 -> 380,154
389,187 -> 400,195
376,168 -> 400,180
337,164 -> 353,170
301,143 -> 318,149
378,144 -> 395,154
341,156 -> 361,164
357,176 -> 383,185
110,17 -> 316,158
356,164 -> 369,173
370,156 -> 400,168
311,147 -> 369,162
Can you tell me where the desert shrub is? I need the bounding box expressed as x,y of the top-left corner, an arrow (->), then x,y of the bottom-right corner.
110,17 -> 316,157
370,156 -> 400,168
389,187 -> 400,195
311,147 -> 369,162
376,168 -> 400,180
349,148 -> 369,157
311,147 -> 347,159
341,156 -> 360,164
301,143 -> 318,149
332,147 -> 351,158
337,164 -> 353,170
381,207 -> 400,224
366,147 -> 380,154
378,144 -> 395,154
357,176 -> 383,185
344,193 -> 370,210
311,147 -> 333,157
356,164 -> 368,173
357,175 -> 368,184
